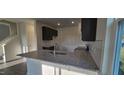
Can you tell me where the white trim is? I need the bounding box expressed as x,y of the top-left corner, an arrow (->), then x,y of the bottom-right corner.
2,45 -> 6,63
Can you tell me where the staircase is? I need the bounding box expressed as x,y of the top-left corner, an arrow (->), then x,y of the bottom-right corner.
0,36 -> 16,63
0,20 -> 18,63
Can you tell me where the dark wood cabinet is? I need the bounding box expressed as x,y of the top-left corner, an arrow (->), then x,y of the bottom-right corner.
42,27 -> 53,40
53,30 -> 58,37
42,26 -> 58,40
81,18 -> 97,41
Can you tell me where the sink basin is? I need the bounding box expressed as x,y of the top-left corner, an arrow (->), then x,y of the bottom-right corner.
49,51 -> 67,55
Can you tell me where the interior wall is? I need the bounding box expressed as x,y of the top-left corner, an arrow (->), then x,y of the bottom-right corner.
18,23 -> 28,53
90,18 -> 107,70
19,21 -> 37,53
107,19 -> 117,74
100,19 -> 115,74
26,22 -> 37,52
56,24 -> 85,52
36,21 -> 44,50
5,36 -> 22,61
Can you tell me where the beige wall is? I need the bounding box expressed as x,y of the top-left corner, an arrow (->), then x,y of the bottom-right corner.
25,22 -> 37,52
36,21 -> 43,50
56,24 -> 85,52
19,21 -> 37,53
90,18 -> 107,70
5,36 -> 22,61
101,18 -> 115,74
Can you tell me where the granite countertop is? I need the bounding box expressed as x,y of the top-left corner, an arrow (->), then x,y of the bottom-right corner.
18,50 -> 98,73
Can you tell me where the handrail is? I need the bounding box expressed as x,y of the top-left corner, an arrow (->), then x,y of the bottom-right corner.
0,35 -> 17,46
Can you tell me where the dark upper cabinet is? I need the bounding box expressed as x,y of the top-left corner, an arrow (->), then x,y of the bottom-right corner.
53,30 -> 58,37
42,26 -> 58,40
81,18 -> 97,41
42,26 -> 53,40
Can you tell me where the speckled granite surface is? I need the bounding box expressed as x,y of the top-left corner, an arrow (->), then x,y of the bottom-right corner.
18,50 -> 98,73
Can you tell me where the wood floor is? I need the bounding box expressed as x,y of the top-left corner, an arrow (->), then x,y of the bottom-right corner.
0,63 -> 27,75
0,59 -> 27,75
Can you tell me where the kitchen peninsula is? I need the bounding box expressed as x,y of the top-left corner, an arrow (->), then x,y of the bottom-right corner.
18,50 -> 98,75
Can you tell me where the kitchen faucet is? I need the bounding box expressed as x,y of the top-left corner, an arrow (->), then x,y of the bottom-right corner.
53,43 -> 57,56
53,36 -> 57,56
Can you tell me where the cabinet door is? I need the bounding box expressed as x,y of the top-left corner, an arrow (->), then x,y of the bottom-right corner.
53,30 -> 58,37
41,64 -> 84,75
42,27 -> 53,40
81,18 -> 97,41
61,69 -> 85,75
42,64 -> 55,75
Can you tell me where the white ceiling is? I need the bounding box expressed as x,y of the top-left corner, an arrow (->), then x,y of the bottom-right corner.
0,18 -> 35,24
36,18 -> 81,28
0,18 -> 81,28
5,18 -> 31,22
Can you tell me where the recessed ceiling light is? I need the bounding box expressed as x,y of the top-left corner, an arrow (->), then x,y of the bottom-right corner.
57,23 -> 60,26
72,21 -> 74,24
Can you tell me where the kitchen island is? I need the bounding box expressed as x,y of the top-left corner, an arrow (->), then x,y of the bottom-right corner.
18,50 -> 99,75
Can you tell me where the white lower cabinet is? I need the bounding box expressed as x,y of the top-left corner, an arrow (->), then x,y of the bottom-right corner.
61,69 -> 84,75
41,64 -> 84,75
27,59 -> 97,75
42,64 -> 55,75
